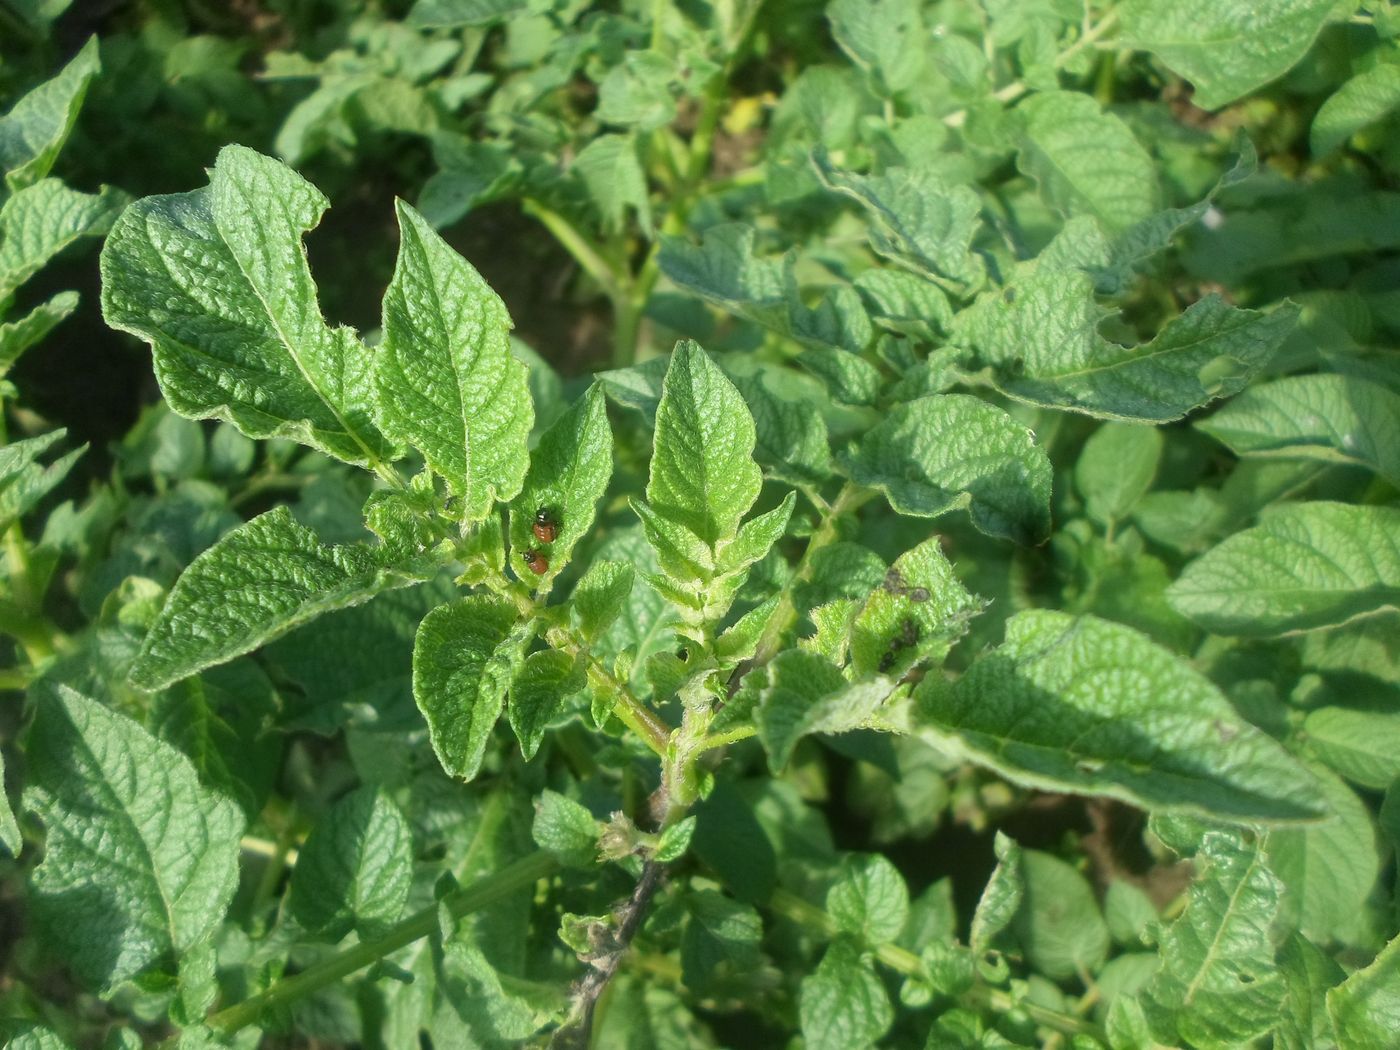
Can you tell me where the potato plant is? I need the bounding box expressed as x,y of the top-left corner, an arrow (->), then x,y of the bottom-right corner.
3,2 -> 1400,1048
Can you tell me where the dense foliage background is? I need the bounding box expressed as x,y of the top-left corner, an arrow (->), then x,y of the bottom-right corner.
2,1 -> 1400,1047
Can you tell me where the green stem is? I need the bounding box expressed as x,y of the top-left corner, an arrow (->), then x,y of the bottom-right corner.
650,0 -> 670,53
474,559 -> 672,758
3,525 -> 60,663
942,5 -> 1120,128
523,199 -> 624,299
193,851 -> 558,1041
616,22 -> 746,366
246,826 -> 297,933
766,889 -> 1106,1042
0,666 -> 31,691
230,472 -> 313,510
697,724 -> 756,752
613,295 -> 647,369
546,623 -> 672,757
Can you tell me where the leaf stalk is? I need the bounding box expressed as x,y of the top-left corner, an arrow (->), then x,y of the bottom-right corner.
181,850 -> 558,1042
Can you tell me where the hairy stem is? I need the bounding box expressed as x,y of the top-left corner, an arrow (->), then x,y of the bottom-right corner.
550,859 -> 666,1049
477,564 -> 672,757
544,622 -> 673,756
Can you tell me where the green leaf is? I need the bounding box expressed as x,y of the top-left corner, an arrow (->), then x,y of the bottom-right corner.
0,291 -> 77,377
0,748 -> 20,856
598,356 -> 669,425
715,593 -> 782,665
1075,423 -> 1163,527
849,533 -> 982,679
1105,881 -> 1158,948
797,348 -> 881,405
790,286 -> 875,356
631,499 -> 714,596
1313,63 -> 1400,156
1265,767 -> 1381,946
412,595 -> 525,780
289,786 -> 413,940
1166,502 -> 1400,636
914,610 -> 1327,823
509,385 -> 612,584
0,1024 -> 76,1050
1144,831 -> 1286,1048
418,135 -> 519,228
827,0 -> 925,96
531,789 -> 597,868
267,583 -> 445,734
812,149 -> 984,287
131,507 -> 434,691
1089,135 -> 1259,296
436,929 -> 563,1042
595,50 -> 677,131
100,145 -> 392,466
0,37 -> 99,192
508,649 -> 585,760
756,650 -> 898,771
839,394 -> 1053,544
0,430 -> 83,534
730,368 -> 834,485
588,525 -> 680,700
1013,849 -> 1110,980
1327,930 -> 1400,1046
1302,616 -> 1400,681
644,340 -> 761,548
681,889 -> 763,994
658,225 -> 785,327
827,853 -> 909,945
1277,934 -> 1345,1050
854,268 -> 952,342
23,686 -> 245,992
655,815 -> 696,862
971,832 -> 1023,954
1120,0 -> 1337,110
957,249 -> 1299,420
573,133 -> 653,237
407,0 -> 529,27
570,560 -> 636,642
690,781 -> 777,905
1017,91 -> 1159,233
718,493 -> 795,575
377,200 -> 530,516
799,937 -> 894,1050
659,228 -> 874,358
1304,706 -> 1400,790
632,342 -> 786,623
0,429 -> 63,481
1,180 -> 124,301
149,667 -> 279,821
1196,373 -> 1400,487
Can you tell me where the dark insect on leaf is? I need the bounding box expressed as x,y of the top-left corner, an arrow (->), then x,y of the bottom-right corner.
523,548 -> 549,575
533,507 -> 559,544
